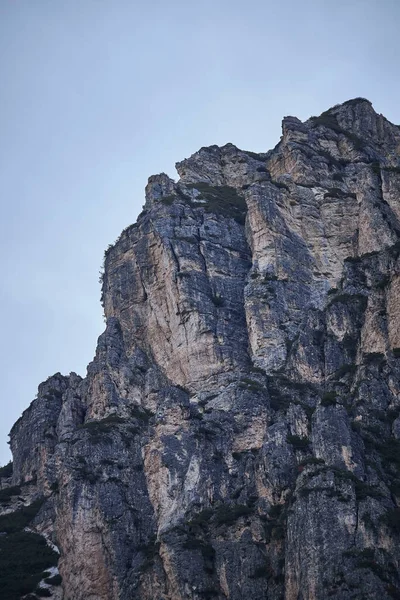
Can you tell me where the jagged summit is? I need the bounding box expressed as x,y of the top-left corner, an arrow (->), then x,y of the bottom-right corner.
143,97 -> 400,222
2,99 -> 400,600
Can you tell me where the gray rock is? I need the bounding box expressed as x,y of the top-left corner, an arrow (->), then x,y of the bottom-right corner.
5,98 -> 400,599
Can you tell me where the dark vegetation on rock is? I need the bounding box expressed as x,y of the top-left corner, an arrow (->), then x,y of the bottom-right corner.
0,497 -> 58,600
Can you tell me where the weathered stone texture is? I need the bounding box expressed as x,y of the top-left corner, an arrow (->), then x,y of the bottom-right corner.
4,98 -> 400,599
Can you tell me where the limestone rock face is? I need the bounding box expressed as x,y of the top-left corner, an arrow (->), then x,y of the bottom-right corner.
4,98 -> 400,599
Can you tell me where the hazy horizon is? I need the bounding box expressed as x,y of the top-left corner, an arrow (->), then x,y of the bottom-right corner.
1,0 -> 400,463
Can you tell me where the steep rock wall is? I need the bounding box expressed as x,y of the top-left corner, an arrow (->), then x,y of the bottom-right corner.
3,98 -> 400,600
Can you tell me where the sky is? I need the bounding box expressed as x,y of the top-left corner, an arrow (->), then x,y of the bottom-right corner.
0,0 -> 400,464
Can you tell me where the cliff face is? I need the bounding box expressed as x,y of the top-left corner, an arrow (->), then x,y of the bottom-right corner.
3,98 -> 400,600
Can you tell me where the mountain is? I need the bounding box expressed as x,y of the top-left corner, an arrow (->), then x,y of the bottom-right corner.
2,98 -> 400,600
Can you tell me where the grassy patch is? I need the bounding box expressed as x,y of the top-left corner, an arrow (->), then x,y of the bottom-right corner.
211,293 -> 224,307
342,97 -> 372,107
268,389 -> 291,411
371,162 -> 381,175
80,414 -> 126,432
311,111 -> 343,131
298,467 -> 381,502
79,412 -> 150,444
49,481 -> 59,493
243,150 -> 266,162
318,148 -> 349,169
271,180 -> 290,191
188,509 -> 214,527
187,183 -> 247,225
261,503 -> 288,541
380,508 -> 400,533
328,292 -> 366,305
0,494 -> 57,600
332,468 -> 382,501
342,334 -> 358,354
0,531 -> 58,600
249,562 -> 274,579
194,424 -> 219,440
386,584 -> 400,599
353,479 -> 382,501
130,405 -> 154,422
78,415 -> 126,444
182,537 -> 215,562
36,588 -> 52,597
44,573 -> 62,586
0,486 -> 21,505
287,435 -> 309,450
320,391 -> 337,407
297,485 -> 331,499
377,438 -> 400,470
323,188 -> 357,200
334,363 -> 357,378
137,536 -> 161,571
383,166 -> 400,175
262,273 -> 278,282
376,275 -> 390,290
232,451 -> 243,461
160,194 -> 176,205
238,378 -> 266,393
311,111 -> 367,151
363,352 -> 385,363
343,547 -> 388,580
0,499 -> 44,534
74,465 -> 99,484
332,172 -> 345,182
0,462 -> 13,478
214,504 -> 253,525
299,457 -> 325,467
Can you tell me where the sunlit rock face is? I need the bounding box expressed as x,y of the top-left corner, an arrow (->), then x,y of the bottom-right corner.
4,98 -> 400,600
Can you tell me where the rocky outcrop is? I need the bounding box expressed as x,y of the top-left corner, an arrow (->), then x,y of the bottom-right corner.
2,97 -> 400,599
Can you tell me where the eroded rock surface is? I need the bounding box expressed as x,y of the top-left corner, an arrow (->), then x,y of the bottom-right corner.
3,98 -> 400,599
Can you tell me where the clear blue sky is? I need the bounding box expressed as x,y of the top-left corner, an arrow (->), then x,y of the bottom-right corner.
1,0 -> 399,464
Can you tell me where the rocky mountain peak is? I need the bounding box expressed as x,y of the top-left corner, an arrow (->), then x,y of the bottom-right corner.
145,172 -> 176,208
2,99 -> 400,600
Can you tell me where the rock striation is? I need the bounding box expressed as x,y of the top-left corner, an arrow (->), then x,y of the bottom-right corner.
2,98 -> 400,599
